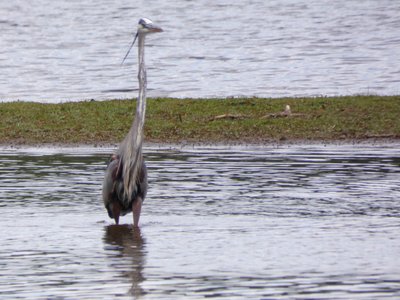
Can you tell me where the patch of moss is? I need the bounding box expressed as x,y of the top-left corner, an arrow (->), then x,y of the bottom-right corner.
0,96 -> 399,145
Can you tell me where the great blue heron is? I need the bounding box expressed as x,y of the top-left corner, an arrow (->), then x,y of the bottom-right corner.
102,18 -> 163,226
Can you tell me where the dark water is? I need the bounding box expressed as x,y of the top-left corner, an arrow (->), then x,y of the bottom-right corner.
1,0 -> 400,102
0,144 -> 400,299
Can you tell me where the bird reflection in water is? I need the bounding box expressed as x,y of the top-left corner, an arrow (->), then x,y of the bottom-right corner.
103,225 -> 146,298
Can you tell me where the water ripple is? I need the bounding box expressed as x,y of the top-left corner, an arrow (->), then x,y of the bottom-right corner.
0,144 -> 400,298
1,0 -> 400,102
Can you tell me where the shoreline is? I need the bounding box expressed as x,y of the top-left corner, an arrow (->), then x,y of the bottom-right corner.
1,137 -> 399,152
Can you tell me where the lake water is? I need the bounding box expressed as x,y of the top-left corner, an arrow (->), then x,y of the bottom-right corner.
1,0 -> 399,102
0,144 -> 399,299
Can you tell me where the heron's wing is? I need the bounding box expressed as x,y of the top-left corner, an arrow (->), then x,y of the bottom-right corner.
102,159 -> 120,206
138,161 -> 148,201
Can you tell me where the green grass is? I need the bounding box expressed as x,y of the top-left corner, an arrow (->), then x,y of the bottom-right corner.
0,96 -> 399,145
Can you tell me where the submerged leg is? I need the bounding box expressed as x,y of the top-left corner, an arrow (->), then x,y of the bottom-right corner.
112,202 -> 121,225
132,197 -> 143,227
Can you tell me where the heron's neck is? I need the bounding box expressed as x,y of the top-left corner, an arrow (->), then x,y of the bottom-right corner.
132,34 -> 147,149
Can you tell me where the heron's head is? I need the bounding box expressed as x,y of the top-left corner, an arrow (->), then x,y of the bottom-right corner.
121,18 -> 162,64
137,18 -> 163,35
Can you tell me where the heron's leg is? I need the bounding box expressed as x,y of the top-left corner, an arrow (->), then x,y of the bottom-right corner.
112,202 -> 121,225
132,197 -> 142,227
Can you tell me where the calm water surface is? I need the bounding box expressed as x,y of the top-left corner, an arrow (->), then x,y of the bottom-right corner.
1,0 -> 400,102
0,144 -> 400,299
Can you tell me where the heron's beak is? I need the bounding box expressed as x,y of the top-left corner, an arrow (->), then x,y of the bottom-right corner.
121,32 -> 139,65
146,23 -> 163,33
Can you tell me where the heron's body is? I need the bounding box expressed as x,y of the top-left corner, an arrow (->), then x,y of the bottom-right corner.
102,18 -> 162,226
102,155 -> 147,224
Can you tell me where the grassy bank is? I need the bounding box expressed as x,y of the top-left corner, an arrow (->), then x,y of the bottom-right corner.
0,96 -> 399,145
